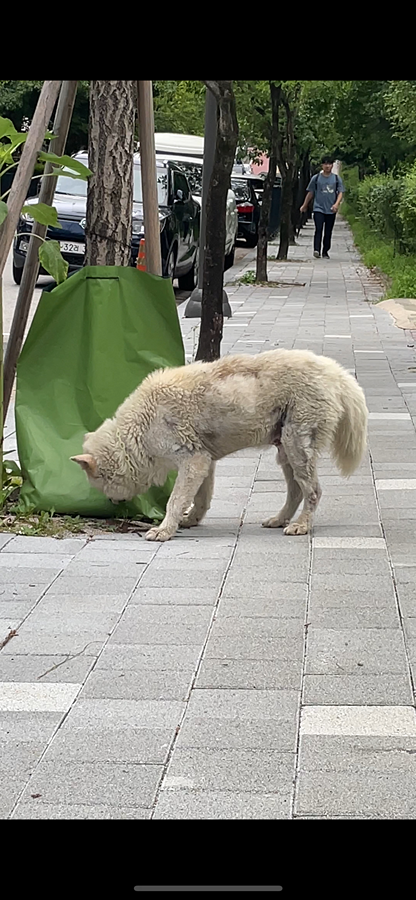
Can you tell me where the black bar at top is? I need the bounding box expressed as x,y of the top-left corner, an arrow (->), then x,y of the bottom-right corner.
134,888 -> 283,893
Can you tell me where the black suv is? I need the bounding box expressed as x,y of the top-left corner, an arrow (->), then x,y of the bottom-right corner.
13,152 -> 201,288
231,175 -> 261,247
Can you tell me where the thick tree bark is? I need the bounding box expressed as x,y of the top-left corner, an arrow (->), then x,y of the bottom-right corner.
255,82 -> 280,283
85,81 -> 135,266
196,81 -> 238,362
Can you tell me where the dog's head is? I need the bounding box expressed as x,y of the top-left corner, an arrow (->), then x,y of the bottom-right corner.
71,422 -> 153,504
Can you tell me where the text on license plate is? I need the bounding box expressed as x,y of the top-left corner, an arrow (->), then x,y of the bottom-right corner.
60,241 -> 85,254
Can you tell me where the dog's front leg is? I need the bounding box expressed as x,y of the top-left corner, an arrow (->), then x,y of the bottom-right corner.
145,453 -> 212,542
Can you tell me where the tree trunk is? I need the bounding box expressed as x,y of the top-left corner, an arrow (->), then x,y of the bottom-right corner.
275,88 -> 298,260
277,171 -> 294,259
196,81 -> 238,362
85,81 -> 135,266
255,82 -> 280,283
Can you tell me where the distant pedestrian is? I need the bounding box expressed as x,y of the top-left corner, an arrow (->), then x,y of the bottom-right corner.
300,156 -> 344,259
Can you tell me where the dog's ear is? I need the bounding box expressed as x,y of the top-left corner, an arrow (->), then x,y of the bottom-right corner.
71,454 -> 98,475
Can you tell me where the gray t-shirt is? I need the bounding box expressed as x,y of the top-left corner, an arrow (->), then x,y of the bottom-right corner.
307,172 -> 345,214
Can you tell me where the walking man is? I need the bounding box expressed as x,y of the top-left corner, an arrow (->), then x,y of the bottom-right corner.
300,156 -> 344,259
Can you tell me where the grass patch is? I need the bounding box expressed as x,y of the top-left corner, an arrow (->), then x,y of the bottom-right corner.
0,461 -> 154,538
342,201 -> 416,299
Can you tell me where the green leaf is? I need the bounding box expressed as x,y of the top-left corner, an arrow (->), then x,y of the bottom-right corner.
38,152 -> 92,179
0,200 -> 8,225
0,116 -> 18,139
50,166 -> 88,181
21,202 -> 62,228
3,460 -> 22,477
38,240 -> 68,284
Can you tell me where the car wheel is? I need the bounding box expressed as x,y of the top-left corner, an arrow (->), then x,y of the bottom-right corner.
164,247 -> 176,281
12,262 -> 23,285
178,249 -> 199,291
224,245 -> 235,271
245,231 -> 258,248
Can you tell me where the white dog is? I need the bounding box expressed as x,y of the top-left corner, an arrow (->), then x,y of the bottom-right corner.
72,349 -> 368,542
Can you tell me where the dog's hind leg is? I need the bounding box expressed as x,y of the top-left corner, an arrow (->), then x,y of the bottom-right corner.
279,424 -> 322,536
180,462 -> 216,528
145,453 -> 212,542
262,446 -> 302,528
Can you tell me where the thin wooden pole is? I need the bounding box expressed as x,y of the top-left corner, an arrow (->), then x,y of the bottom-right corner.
0,81 -> 61,278
3,81 -> 78,419
136,81 -> 162,276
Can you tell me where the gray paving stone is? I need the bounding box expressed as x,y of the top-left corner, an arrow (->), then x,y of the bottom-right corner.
396,584 -> 416,617
0,711 -> 62,743
153,790 -> 291,819
303,674 -> 413,705
307,606 -> 400,629
146,558 -> 227,573
61,561 -> 148,579
175,715 -> 298,751
11,802 -> 152,819
195,658 -> 302,691
309,587 -> 395,610
0,553 -> 73,570
36,593 -> 130,613
0,569 -> 56,585
305,628 -> 407,674
129,587 -> 219,606
295,771 -> 416,817
111,620 -> 210,646
75,545 -> 156,564
394,566 -> 416,584
47,577 -> 137,596
0,632 -> 107,656
221,573 -> 308,601
311,555 -> 390,576
13,610 -> 119,633
95,644 -> 201,672
163,748 -> 295,792
44,723 -> 175,763
185,688 -> 300,724
80,669 -> 193,701
313,524 -> 383,538
0,776 -> 27,819
138,568 -> 225,589
205,630 -> 304,661
0,534 -> 15,550
65,698 -> 184,730
2,537 -> 87,554
0,585 -> 49,603
20,760 -> 163,808
311,574 -> 393,593
217,590 -> 307,619
0,653 -> 95,683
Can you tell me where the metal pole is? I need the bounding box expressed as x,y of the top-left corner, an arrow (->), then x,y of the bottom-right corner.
184,87 -> 231,319
3,80 -> 78,419
136,81 -> 162,277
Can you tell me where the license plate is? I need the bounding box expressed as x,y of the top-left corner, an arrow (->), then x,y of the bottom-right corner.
60,241 -> 85,254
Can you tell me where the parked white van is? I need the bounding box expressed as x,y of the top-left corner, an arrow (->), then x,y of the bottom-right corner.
152,133 -> 238,270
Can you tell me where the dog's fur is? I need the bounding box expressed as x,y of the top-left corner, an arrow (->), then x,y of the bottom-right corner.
72,349 -> 368,542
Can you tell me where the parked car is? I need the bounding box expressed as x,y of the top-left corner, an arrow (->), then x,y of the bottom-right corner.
13,152 -> 201,289
231,174 -> 262,247
156,152 -> 238,270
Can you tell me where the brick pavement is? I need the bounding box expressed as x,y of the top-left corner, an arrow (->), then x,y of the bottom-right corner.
2,217 -> 416,819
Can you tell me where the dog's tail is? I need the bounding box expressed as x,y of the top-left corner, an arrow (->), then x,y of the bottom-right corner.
332,372 -> 368,477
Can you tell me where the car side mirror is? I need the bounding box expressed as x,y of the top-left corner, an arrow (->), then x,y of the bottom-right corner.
175,189 -> 184,202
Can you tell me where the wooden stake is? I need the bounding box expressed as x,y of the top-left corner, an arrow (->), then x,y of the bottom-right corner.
136,81 -> 162,276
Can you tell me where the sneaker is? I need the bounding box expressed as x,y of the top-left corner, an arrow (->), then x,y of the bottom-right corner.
313,250 -> 320,258
323,252 -> 330,258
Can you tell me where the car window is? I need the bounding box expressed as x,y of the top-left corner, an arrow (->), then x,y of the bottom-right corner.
176,163 -> 202,195
231,180 -> 251,202
55,173 -> 88,196
173,170 -> 190,201
134,165 -> 168,205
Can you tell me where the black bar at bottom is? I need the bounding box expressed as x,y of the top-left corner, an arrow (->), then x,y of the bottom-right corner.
134,888 -> 283,893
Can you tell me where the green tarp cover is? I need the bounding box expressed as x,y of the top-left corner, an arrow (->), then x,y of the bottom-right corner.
16,266 -> 185,519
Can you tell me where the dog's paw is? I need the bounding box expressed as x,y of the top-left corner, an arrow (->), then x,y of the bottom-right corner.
283,522 -> 308,536
180,513 -> 200,528
145,527 -> 174,542
262,516 -> 289,529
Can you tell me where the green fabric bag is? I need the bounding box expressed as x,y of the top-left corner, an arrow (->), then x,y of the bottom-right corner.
15,265 -> 185,519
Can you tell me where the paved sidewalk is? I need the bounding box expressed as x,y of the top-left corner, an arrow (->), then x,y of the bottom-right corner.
2,217 -> 416,819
